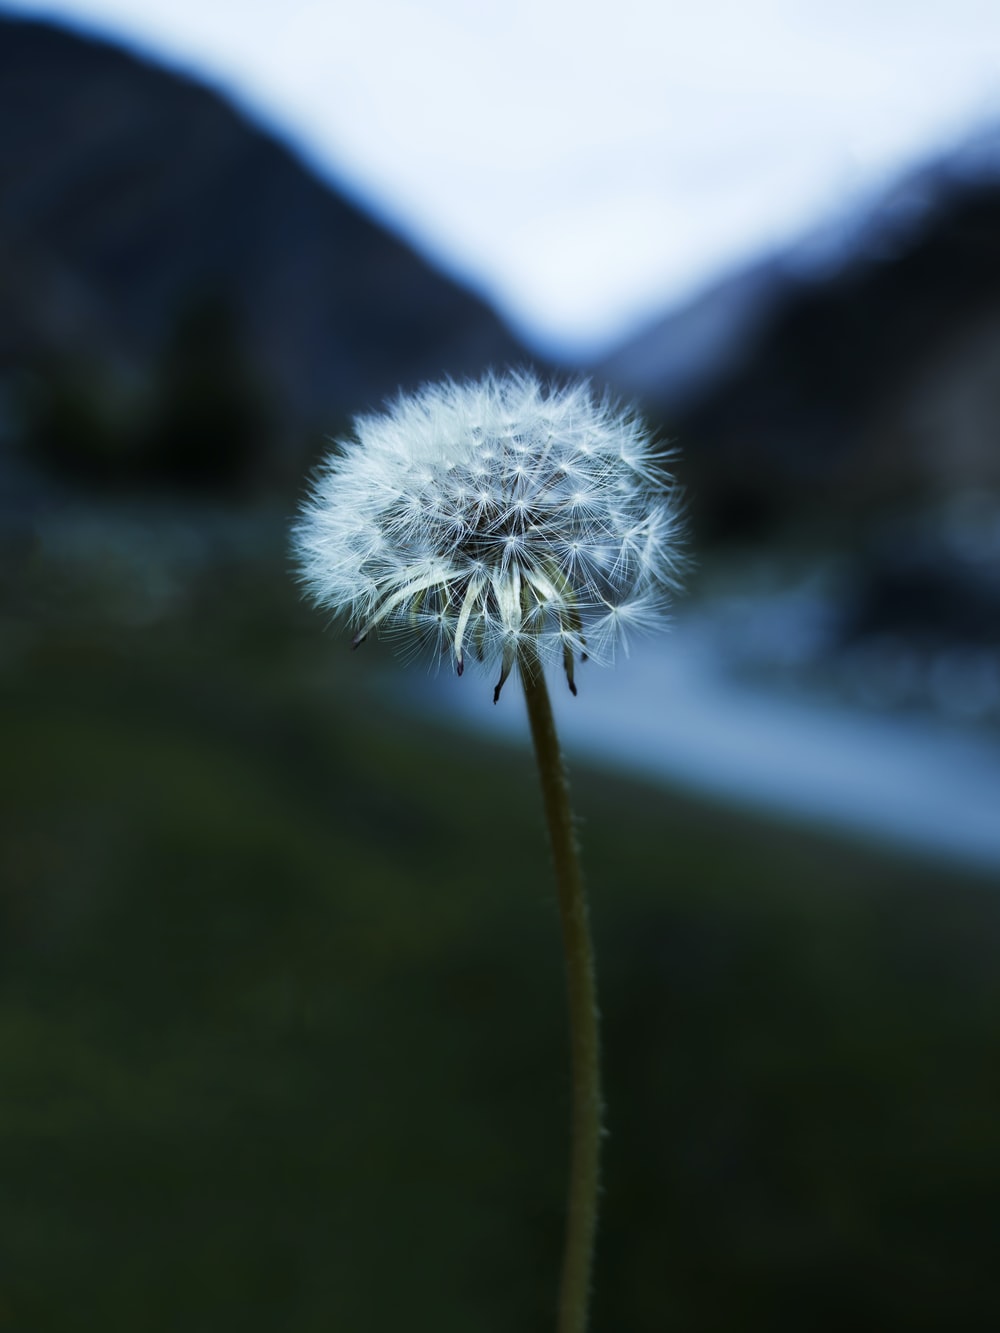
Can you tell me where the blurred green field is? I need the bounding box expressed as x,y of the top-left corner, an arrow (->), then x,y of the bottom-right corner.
2,579 -> 998,1332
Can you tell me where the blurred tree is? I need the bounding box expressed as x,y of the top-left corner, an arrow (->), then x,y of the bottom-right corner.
18,298 -> 275,495
19,359 -> 141,484
142,295 -> 274,493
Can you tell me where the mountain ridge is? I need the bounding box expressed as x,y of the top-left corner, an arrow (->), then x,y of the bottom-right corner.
597,124 -> 1000,522
0,15 -> 529,447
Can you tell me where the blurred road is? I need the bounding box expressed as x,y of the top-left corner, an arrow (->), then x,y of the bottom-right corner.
413,608 -> 1000,873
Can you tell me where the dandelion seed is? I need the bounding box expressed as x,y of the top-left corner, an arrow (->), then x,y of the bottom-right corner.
292,371 -> 684,700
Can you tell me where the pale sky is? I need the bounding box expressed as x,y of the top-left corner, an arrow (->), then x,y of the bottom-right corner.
6,0 -> 1000,354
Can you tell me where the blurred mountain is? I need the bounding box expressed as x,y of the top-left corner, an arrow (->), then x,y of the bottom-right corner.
600,129 -> 1000,534
0,16 -> 527,490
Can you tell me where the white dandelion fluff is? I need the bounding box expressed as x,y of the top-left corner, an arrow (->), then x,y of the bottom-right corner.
292,371 -> 685,701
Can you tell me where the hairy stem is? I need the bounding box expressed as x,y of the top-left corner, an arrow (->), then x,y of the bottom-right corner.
521,650 -> 602,1333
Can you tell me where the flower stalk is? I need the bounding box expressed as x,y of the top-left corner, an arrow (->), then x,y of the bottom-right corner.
521,648 -> 601,1333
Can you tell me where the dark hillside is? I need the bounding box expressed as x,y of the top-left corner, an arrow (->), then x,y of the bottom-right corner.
600,134 -> 1000,532
0,17 -> 528,487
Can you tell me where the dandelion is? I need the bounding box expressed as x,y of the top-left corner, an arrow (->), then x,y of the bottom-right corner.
293,372 -> 684,702
292,371 -> 685,1333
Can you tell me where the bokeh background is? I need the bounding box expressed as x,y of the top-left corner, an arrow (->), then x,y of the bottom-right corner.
2,6 -> 999,1330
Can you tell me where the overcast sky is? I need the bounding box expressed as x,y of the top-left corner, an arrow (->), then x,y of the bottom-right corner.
7,0 -> 1000,354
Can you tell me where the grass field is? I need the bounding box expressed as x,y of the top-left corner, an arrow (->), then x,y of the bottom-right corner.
2,569 -> 998,1331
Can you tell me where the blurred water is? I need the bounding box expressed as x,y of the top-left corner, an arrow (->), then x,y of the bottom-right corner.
411,607 -> 1000,873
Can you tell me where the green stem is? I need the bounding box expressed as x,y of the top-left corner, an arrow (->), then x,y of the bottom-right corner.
521,650 -> 602,1333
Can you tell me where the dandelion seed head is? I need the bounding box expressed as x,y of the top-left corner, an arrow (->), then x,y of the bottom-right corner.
292,371 -> 685,699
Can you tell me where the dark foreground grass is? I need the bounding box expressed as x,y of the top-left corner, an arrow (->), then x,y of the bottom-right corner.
1,603 -> 998,1331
